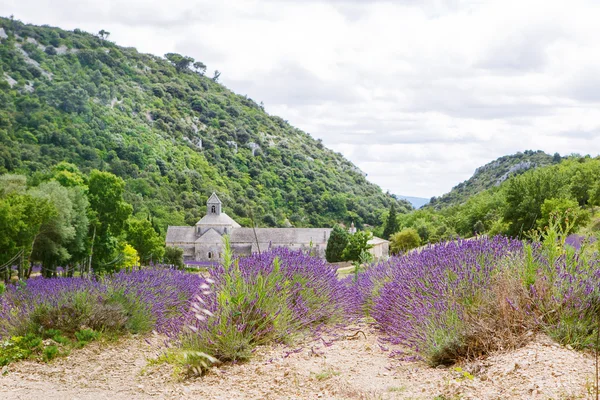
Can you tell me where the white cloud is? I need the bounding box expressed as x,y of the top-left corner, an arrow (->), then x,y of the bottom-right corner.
3,0 -> 600,197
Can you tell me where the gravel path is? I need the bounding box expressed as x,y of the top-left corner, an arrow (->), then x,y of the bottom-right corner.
0,322 -> 596,399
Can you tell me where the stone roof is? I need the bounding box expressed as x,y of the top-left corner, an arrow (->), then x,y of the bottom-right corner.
196,212 -> 241,227
230,228 -> 332,245
196,228 -> 223,244
368,237 -> 389,245
166,226 -> 196,243
207,192 -> 221,204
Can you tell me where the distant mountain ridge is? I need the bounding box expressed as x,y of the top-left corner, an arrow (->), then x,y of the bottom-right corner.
0,16 -> 411,233
427,150 -> 559,209
398,196 -> 430,209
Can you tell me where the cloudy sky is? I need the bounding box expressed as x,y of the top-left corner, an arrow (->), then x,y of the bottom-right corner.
3,0 -> 600,198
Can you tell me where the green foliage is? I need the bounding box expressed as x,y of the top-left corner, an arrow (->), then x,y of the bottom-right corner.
103,290 -> 153,334
181,238 -> 294,363
88,170 -> 132,272
0,188 -> 57,280
504,166 -> 568,236
0,16 -> 410,241
404,156 -> 600,245
117,243 -> 139,272
0,327 -> 97,366
29,181 -> 81,277
341,231 -> 373,262
524,214 -> 600,350
325,225 -> 349,263
390,228 -> 421,254
382,203 -> 399,239
0,282 -> 5,295
75,328 -> 100,344
165,53 -> 195,72
396,208 -> 456,245
0,334 -> 42,366
537,198 -> 589,232
43,329 -> 69,345
42,344 -> 59,361
164,246 -> 184,269
428,150 -> 555,209
126,218 -> 164,265
179,235 -> 342,374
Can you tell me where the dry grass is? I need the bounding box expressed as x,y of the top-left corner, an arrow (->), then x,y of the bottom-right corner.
430,267 -> 538,366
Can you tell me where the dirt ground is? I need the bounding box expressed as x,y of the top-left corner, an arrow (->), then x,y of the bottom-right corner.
0,320 -> 597,399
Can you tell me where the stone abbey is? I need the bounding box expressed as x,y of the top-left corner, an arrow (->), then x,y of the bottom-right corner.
165,193 -> 388,262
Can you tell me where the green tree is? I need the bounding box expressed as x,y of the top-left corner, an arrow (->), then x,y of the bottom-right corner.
117,243 -> 139,272
342,231 -> 373,262
29,182 -> 77,277
51,162 -> 87,188
553,152 -> 562,163
88,170 -> 133,272
537,198 -> 589,233
164,246 -> 184,269
473,220 -> 485,234
126,218 -> 165,265
390,228 -> 421,255
0,174 -> 27,195
382,204 -> 399,239
165,53 -> 194,72
325,225 -> 350,263
566,160 -> 600,206
503,167 -> 568,237
0,191 -> 56,280
98,29 -> 110,40
193,61 -> 207,76
63,186 -> 90,276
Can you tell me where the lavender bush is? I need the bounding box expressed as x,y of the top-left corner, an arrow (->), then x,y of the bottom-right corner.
178,236 -> 349,370
352,222 -> 600,365
0,268 -> 205,340
351,236 -> 531,365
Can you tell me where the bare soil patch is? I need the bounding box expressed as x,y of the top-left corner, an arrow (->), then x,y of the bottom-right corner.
0,321 -> 596,399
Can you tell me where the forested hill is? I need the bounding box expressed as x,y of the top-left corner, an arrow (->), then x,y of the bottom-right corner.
0,17 -> 411,232
427,150 -> 559,209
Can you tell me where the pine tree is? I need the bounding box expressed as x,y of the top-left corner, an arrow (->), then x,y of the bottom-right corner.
382,204 -> 399,239
325,225 -> 350,263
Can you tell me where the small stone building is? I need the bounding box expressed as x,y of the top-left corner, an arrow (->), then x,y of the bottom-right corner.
166,193 -> 388,262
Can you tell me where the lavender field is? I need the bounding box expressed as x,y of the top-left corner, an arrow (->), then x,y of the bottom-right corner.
1,227 -> 599,376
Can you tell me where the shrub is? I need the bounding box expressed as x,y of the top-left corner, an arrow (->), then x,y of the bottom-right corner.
0,334 -> 42,366
43,345 -> 59,361
389,228 -> 421,254
353,236 -> 529,365
325,225 -> 349,262
75,328 -> 100,344
0,268 -> 203,340
342,231 -> 373,261
354,212 -> 600,366
164,246 -> 184,269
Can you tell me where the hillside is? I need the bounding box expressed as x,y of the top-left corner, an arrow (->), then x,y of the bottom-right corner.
0,17 -> 411,234
427,150 -> 559,209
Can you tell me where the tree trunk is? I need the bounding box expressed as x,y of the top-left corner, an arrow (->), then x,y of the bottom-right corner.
88,225 -> 96,276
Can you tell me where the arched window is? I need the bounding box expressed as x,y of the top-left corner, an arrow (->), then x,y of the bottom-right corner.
224,227 -> 228,234
211,205 -> 216,213
208,251 -> 213,259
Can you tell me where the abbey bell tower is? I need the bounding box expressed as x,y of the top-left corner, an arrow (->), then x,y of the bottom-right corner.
207,192 -> 222,216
